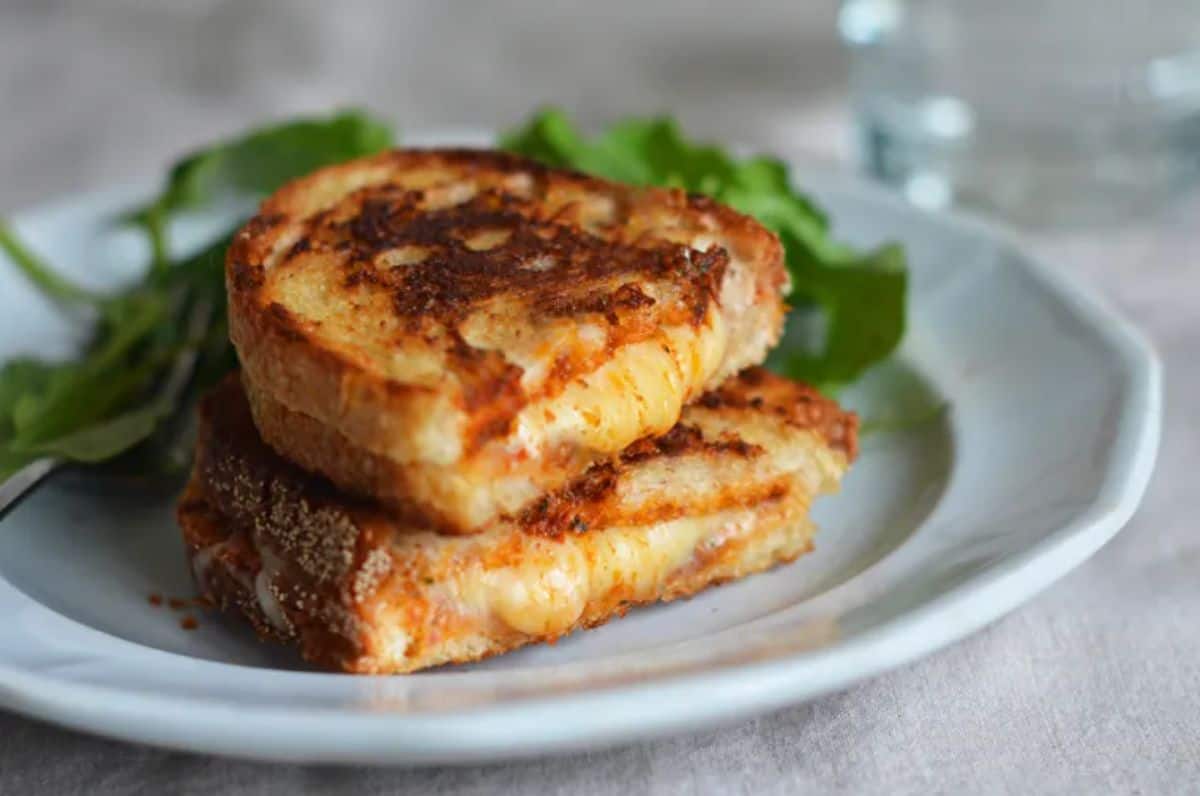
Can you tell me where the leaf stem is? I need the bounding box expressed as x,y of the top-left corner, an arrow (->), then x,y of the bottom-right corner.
143,201 -> 170,276
0,220 -> 103,304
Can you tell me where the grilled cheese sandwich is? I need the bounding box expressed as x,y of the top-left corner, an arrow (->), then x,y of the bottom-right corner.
227,149 -> 789,532
179,370 -> 855,673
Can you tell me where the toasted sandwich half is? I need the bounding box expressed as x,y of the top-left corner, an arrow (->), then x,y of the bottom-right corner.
178,370 -> 855,674
226,149 -> 789,533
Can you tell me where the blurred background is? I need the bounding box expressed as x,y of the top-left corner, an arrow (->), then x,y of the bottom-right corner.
0,2 -> 852,209
5,1 -> 1200,226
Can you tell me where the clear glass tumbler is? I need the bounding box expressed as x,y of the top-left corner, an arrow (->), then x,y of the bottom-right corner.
840,0 -> 1200,223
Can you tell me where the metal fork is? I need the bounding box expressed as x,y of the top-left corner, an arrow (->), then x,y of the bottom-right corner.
0,298 -> 213,522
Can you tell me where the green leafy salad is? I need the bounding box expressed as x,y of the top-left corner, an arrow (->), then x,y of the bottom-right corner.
0,108 -> 906,480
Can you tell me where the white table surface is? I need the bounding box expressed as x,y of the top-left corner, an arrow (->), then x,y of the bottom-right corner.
2,2 -> 1196,793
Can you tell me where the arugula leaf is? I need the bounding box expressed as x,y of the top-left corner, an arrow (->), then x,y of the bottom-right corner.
127,109 -> 393,272
774,242 -> 907,388
27,396 -> 172,462
502,108 -> 907,386
129,109 -> 394,222
0,109 -> 396,477
9,293 -> 167,445
0,360 -> 54,440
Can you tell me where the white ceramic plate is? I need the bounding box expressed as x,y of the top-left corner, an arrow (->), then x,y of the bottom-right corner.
0,130 -> 1160,765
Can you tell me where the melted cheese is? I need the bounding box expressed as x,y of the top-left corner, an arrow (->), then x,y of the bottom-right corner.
253,546 -> 295,633
512,312 -> 728,456
448,507 -> 757,637
191,539 -> 252,592
482,544 -> 590,635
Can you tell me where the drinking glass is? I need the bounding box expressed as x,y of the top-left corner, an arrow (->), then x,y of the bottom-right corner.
840,0 -> 1200,223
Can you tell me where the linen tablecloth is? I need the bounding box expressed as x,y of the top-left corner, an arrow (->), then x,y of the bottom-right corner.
1,3 -> 1195,792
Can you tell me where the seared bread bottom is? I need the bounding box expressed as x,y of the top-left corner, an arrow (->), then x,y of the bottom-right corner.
178,371 -> 855,673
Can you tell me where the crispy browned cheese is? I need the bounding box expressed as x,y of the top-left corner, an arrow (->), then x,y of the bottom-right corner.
227,149 -> 789,533
179,371 -> 855,674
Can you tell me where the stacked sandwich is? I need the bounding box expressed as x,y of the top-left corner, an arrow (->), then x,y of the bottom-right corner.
177,149 -> 858,673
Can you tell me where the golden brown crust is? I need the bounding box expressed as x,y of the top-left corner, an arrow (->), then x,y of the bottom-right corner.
228,149 -> 769,338
517,366 -> 855,537
239,370 -> 594,534
696,367 -> 859,459
227,148 -> 789,532
178,487 -> 374,670
179,486 -> 815,673
179,372 -> 854,673
238,365 -> 855,536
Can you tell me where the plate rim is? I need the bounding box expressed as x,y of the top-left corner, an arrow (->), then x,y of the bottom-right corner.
0,140 -> 1162,764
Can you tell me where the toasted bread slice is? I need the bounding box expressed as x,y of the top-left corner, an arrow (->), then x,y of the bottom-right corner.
227,149 -> 789,532
179,370 -> 855,673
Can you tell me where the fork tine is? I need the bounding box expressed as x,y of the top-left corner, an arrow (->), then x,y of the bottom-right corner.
0,456 -> 60,521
